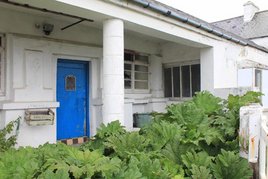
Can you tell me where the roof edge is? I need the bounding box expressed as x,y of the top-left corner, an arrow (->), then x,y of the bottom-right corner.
130,0 -> 268,53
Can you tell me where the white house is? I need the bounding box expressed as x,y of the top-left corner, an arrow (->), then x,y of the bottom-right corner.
0,0 -> 268,147
214,1 -> 268,106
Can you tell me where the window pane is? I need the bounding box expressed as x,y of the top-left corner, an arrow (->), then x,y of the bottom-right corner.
173,67 -> 180,97
124,71 -> 131,80
135,55 -> 149,64
135,65 -> 148,72
124,64 -> 131,70
65,75 -> 76,91
191,64 -> 201,96
255,69 -> 262,89
124,52 -> 133,62
164,68 -> 172,97
135,81 -> 148,89
181,65 -> 190,97
124,80 -> 131,89
135,72 -> 148,80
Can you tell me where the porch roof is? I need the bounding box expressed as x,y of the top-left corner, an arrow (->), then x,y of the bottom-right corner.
3,0 -> 268,54
130,0 -> 268,53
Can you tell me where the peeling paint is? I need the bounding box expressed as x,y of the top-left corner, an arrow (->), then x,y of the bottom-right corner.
239,104 -> 261,163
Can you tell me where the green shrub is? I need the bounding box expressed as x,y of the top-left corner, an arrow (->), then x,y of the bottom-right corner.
0,117 -> 20,153
0,91 -> 259,178
211,150 -> 252,179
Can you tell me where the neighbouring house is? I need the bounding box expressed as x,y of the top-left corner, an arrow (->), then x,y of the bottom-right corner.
0,0 -> 268,147
214,1 -> 268,106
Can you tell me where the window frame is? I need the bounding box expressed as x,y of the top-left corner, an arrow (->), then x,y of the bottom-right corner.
124,50 -> 150,94
0,34 -> 5,96
254,68 -> 262,91
163,60 -> 200,100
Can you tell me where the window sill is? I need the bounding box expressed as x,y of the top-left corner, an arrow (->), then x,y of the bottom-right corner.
125,89 -> 150,94
167,97 -> 192,101
0,101 -> 60,110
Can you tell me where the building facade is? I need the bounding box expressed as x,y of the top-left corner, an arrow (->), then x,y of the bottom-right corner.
0,0 -> 268,147
214,1 -> 268,107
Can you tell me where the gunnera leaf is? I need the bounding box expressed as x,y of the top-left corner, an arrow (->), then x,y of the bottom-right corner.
193,91 -> 223,116
211,149 -> 253,179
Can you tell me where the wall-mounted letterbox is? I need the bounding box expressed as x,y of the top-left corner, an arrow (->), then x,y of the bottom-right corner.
25,109 -> 54,126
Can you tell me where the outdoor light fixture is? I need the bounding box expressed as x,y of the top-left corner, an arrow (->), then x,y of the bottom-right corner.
42,23 -> 54,35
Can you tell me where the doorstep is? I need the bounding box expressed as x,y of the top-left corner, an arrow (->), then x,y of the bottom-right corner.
58,136 -> 88,145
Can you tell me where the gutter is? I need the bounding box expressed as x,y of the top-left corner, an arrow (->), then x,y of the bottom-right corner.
132,0 -> 268,53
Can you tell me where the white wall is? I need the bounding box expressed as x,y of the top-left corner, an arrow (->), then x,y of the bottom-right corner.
262,70 -> 268,107
161,42 -> 200,63
3,35 -> 102,146
161,41 -> 240,93
0,6 -> 159,55
0,6 -> 163,145
200,47 -> 214,91
0,6 -> 102,46
213,43 -> 241,89
251,37 -> 268,107
1,2 -> 268,146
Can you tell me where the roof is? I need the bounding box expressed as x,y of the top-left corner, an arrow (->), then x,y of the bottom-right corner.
131,0 -> 268,53
213,10 -> 268,39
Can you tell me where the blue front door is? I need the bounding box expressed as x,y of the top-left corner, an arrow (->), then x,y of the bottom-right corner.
56,59 -> 89,140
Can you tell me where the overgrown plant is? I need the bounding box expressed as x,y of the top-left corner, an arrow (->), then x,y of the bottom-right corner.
0,117 -> 20,153
0,91 -> 260,178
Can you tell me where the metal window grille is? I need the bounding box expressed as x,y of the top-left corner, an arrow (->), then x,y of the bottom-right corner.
164,63 -> 200,98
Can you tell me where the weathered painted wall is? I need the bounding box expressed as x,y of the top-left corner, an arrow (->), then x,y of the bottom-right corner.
251,37 -> 268,107
161,42 -> 200,63
4,35 -> 102,147
0,6 -> 159,54
0,0 -> 268,147
0,6 -> 161,146
213,43 -> 241,89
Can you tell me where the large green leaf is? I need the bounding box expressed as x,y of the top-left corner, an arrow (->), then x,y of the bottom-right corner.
105,132 -> 149,158
96,120 -> 126,139
211,150 -> 252,179
190,165 -> 212,179
181,150 -> 213,176
193,91 -> 223,115
144,120 -> 183,150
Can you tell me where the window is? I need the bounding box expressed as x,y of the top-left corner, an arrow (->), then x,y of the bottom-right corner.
255,69 -> 262,90
65,75 -> 76,91
164,63 -> 200,98
124,51 -> 149,90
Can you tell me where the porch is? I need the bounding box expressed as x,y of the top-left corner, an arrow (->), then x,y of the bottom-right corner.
0,0 -> 267,147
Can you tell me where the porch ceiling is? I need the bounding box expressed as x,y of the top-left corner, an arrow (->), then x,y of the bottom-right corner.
0,1 -> 105,29
5,0 -> 210,48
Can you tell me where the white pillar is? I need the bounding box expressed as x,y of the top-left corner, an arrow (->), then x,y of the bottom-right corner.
150,55 -> 164,98
200,47 -> 214,92
102,19 -> 124,125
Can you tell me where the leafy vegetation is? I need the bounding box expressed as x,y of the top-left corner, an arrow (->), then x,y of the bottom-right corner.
211,149 -> 253,179
0,117 -> 20,152
0,91 -> 261,178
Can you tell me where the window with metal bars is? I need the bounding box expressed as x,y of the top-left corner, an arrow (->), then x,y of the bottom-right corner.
164,63 -> 200,98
